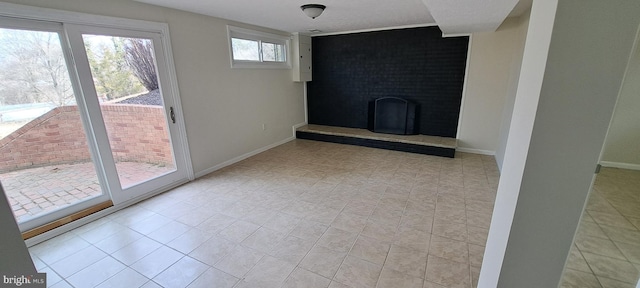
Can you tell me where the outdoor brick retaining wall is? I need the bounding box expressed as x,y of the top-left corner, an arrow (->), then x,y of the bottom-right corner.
0,105 -> 172,173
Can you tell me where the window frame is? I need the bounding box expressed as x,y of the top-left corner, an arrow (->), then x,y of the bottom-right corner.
227,25 -> 291,69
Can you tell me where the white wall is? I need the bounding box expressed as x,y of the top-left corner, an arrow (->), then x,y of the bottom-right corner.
481,0 -> 640,287
457,15 -> 530,156
601,34 -> 640,170
0,0 -> 306,176
494,11 -> 530,170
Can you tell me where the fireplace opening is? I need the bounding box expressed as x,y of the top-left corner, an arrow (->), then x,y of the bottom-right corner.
368,97 -> 419,135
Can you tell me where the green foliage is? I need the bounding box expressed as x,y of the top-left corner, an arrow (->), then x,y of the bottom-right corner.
85,37 -> 145,101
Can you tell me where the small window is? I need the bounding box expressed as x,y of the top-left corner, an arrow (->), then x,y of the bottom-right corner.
228,26 -> 290,69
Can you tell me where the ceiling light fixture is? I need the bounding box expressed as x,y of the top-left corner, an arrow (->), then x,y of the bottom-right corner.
301,4 -> 326,19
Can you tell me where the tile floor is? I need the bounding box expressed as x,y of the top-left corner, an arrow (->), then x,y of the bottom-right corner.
2,161 -> 174,222
560,167 -> 640,288
28,139 -> 500,288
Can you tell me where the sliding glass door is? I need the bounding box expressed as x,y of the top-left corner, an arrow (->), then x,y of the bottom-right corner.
0,17 -> 190,232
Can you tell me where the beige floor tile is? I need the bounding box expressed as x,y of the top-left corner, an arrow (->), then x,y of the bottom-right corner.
467,225 -> 489,246
49,245 -> 107,278
468,244 -> 485,267
566,245 -> 591,273
422,280 -> 447,288
582,252 -> 640,283
471,265 -> 480,288
597,276 -> 638,288
424,255 -> 470,288
428,235 -> 469,264
94,228 -> 143,254
196,213 -> 236,234
434,206 -> 466,224
128,214 -> 172,235
559,269 -> 601,288
242,207 -> 279,226
157,202 -> 197,220
588,211 -> 637,230
167,228 -> 215,254
241,255 -> 296,287
219,202 -> 255,219
241,227 -> 286,253
282,268 -> 331,288
316,227 -> 358,253
334,255 -> 382,288
217,220 -> 260,243
432,219 -> 467,242
577,220 -> 609,239
189,236 -> 236,266
290,219 -> 329,241
615,242 -> 640,264
130,246 -> 183,279
349,235 -> 391,265
147,220 -> 191,244
342,202 -> 376,217
465,210 -> 492,229
153,256 -> 209,288
399,213 -> 434,234
465,199 -> 494,215
384,245 -> 428,279
213,245 -> 265,278
67,256 -> 126,288
95,268 -> 148,288
394,227 -> 431,252
377,266 -> 423,288
271,235 -> 315,265
329,281 -> 352,288
600,225 -> 640,245
575,235 -> 626,260
186,268 -> 238,288
628,217 -> 640,230
306,206 -> 341,225
361,220 -> 398,242
176,207 -> 218,227
263,212 -> 302,233
111,237 -> 162,266
299,246 -> 347,279
331,211 -> 368,233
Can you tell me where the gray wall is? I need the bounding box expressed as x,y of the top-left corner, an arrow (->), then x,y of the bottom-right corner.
601,36 -> 640,169
482,0 -> 640,287
0,185 -> 36,273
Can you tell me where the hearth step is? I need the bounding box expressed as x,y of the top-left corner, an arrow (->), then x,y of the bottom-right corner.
296,124 -> 457,158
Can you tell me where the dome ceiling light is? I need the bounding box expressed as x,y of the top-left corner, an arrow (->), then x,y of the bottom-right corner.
301,4 -> 326,19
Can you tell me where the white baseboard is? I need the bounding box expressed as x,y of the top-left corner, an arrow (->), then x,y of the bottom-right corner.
194,128 -> 301,179
599,161 -> 640,171
456,147 -> 496,156
293,122 -> 307,135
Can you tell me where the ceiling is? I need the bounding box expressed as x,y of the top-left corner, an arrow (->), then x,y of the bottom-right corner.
133,0 -> 532,35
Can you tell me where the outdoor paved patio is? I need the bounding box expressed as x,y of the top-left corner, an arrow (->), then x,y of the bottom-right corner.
1,162 -> 174,223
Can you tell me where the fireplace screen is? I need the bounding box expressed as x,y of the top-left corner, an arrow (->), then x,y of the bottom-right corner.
368,97 -> 419,135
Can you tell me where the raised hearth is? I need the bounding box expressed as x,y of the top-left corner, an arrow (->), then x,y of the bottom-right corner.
296,124 -> 456,157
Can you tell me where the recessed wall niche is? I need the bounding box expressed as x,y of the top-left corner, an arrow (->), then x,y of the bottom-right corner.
307,26 -> 469,138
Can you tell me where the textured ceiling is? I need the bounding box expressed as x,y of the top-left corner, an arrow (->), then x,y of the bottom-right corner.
133,0 -> 531,35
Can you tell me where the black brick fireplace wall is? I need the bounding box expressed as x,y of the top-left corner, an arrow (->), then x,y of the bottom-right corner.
307,26 -> 469,138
